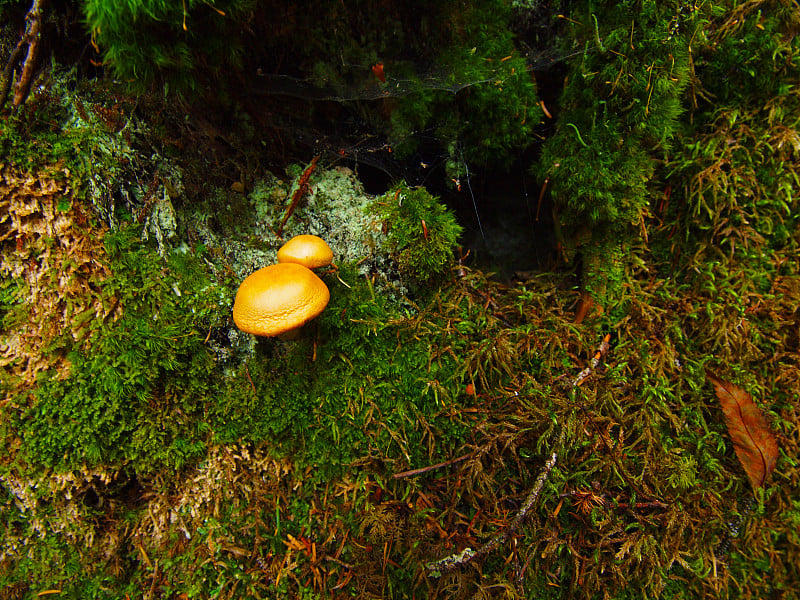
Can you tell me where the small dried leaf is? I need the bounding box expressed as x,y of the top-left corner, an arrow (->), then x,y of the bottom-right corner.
706,371 -> 779,491
574,292 -> 603,324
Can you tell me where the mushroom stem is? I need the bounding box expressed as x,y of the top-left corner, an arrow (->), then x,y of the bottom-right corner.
277,328 -> 302,341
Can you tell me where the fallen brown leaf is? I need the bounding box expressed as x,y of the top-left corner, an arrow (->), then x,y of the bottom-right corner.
706,371 -> 779,491
574,292 -> 603,324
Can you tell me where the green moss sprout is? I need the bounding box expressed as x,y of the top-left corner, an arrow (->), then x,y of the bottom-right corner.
82,0 -> 253,97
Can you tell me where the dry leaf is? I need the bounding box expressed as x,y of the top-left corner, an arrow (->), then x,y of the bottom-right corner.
706,371 -> 779,491
574,292 -> 603,324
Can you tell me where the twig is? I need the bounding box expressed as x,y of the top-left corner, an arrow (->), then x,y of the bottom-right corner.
536,176 -> 549,221
571,332 -> 611,387
392,453 -> 472,479
276,155 -> 319,237
569,334 -> 650,499
323,554 -> 354,570
243,364 -> 257,395
13,0 -> 45,108
146,559 -> 159,600
425,451 -> 557,577
0,35 -> 28,109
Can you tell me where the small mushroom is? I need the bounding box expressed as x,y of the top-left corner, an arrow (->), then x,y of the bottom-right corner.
232,262 -> 330,338
277,234 -> 334,269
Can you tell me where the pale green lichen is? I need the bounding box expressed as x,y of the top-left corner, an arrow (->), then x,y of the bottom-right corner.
222,164 -> 402,297
140,186 -> 178,255
302,166 -> 386,266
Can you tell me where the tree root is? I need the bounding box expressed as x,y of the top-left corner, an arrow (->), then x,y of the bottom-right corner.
0,0 -> 47,111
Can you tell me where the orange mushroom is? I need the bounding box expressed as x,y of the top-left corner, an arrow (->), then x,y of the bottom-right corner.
232,262 -> 330,338
277,234 -> 334,269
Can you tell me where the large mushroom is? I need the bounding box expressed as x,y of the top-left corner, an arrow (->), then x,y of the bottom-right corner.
277,234 -> 334,270
232,262 -> 330,339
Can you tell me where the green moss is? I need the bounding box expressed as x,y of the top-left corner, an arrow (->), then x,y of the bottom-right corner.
17,225 -> 229,473
0,85 -> 96,182
0,277 -> 21,334
535,1 -> 696,307
206,262 -> 471,479
660,3 -> 800,280
3,2 -> 800,598
5,248 -> 799,597
385,2 -> 544,175
695,3 -> 800,110
0,533 -> 128,599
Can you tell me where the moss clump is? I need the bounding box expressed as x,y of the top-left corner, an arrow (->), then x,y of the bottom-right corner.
371,182 -> 462,288
204,261 -> 472,479
4,210 -> 799,599
535,1 -> 695,308
2,2 -> 800,598
661,1 -> 800,273
82,0 -> 254,97
0,79 -> 102,183
381,1 -> 543,176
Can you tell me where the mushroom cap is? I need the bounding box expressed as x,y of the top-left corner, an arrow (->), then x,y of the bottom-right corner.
232,262 -> 330,336
277,234 -> 334,269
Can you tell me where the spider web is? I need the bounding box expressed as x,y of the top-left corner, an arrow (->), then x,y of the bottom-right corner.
249,44 -> 583,185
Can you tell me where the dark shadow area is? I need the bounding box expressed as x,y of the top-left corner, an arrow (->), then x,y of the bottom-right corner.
446,154 -> 558,280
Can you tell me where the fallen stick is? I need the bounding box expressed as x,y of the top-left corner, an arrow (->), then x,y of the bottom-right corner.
425,451 -> 557,577
1,0 -> 47,110
392,453 -> 472,479
571,332 -> 611,387
276,155 -> 319,237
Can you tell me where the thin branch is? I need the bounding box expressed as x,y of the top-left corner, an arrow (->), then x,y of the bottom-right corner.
571,332 -> 611,388
392,452 -> 472,479
276,155 -> 319,237
13,0 -> 46,108
0,35 -> 28,110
